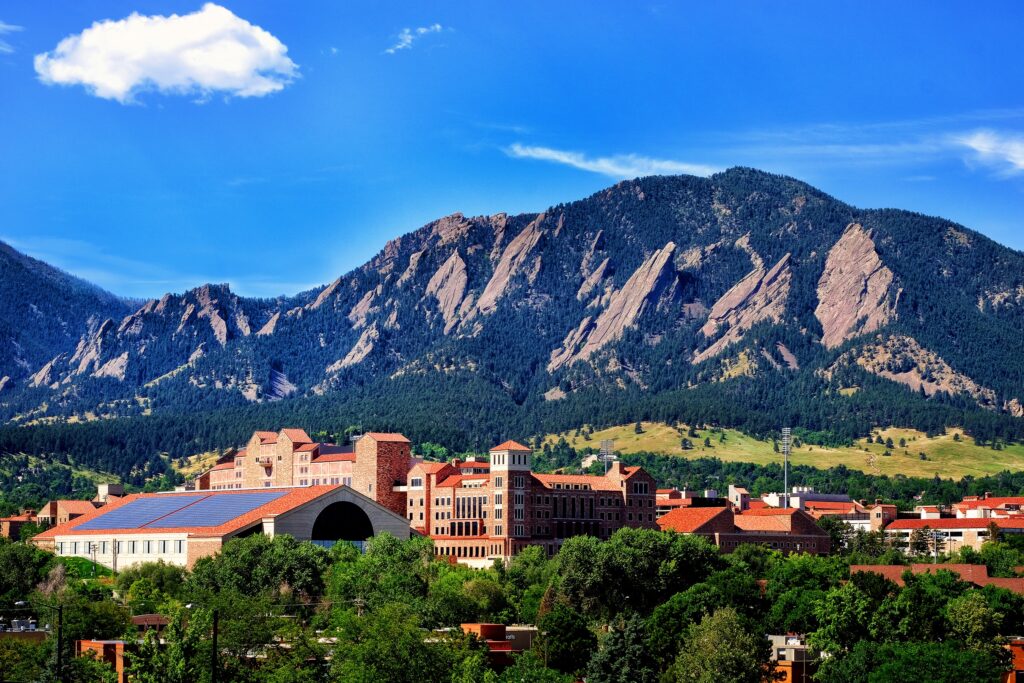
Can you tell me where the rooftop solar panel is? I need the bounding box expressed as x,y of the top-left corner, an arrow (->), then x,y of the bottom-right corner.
146,491 -> 288,529
75,495 -> 207,531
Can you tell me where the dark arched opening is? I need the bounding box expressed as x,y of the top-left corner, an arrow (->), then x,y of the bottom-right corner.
311,501 -> 374,543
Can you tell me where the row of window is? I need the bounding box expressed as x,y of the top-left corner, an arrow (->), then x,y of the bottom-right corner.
57,539 -> 185,555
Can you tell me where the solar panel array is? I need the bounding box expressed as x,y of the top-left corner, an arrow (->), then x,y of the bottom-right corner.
76,495 -> 206,531
147,491 -> 288,529
74,491 -> 289,531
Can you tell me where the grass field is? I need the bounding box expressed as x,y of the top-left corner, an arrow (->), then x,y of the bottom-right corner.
543,422 -> 1024,480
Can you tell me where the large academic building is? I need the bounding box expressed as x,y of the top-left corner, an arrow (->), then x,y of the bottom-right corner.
33,428 -> 658,569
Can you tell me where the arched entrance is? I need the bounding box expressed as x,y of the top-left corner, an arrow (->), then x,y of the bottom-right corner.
311,501 -> 374,549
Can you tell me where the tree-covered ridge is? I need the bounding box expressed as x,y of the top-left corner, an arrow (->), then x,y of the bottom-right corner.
2,167 -> 1024,474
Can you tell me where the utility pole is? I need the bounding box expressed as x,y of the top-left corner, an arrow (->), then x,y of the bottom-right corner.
781,427 -> 792,508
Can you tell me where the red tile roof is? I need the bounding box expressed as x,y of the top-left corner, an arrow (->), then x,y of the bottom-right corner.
456,461 -> 490,470
281,428 -> 312,443
34,486 -> 341,540
363,432 -> 411,443
746,500 -> 768,510
532,473 -> 622,491
295,443 -> 319,452
658,506 -> 732,533
1,513 -> 36,522
58,500 -> 99,515
436,475 -> 490,488
490,440 -> 531,452
255,431 -> 278,444
312,451 -> 355,463
739,507 -> 800,516
955,496 -> 1024,510
210,462 -> 234,471
415,462 -> 452,474
851,563 -> 1024,593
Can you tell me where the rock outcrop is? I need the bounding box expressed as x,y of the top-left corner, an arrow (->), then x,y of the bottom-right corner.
477,216 -> 544,315
694,254 -> 792,364
549,242 -> 677,371
328,323 -> 379,372
425,251 -> 469,333
815,223 -> 900,349
832,334 -> 1002,409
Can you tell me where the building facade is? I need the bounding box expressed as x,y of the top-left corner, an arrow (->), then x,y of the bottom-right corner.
200,430 -> 411,518
407,440 -> 658,567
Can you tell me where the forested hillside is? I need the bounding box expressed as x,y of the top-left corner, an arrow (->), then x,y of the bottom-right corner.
2,168 -> 1024,478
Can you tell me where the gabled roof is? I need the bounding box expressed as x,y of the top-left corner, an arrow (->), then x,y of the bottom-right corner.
363,432 -> 411,443
58,500 -> 99,515
658,506 -> 732,533
295,442 -> 319,452
280,428 -> 312,443
490,440 -> 531,452
255,431 -> 278,444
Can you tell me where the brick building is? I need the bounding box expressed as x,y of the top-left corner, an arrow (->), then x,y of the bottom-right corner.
149,429 -> 660,567
658,506 -> 830,554
0,509 -> 37,539
406,440 -> 658,566
200,429 -> 411,517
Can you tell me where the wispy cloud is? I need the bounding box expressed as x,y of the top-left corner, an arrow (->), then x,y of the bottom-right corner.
34,3 -> 297,104
506,143 -> 718,179
0,19 -> 23,54
385,23 -> 443,54
953,130 -> 1024,176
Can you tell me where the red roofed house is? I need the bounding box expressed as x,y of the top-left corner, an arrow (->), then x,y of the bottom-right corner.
659,506 -> 830,554
408,440 -> 658,567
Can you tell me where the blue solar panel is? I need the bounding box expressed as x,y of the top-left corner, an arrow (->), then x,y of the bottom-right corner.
75,495 -> 206,530
146,491 -> 288,529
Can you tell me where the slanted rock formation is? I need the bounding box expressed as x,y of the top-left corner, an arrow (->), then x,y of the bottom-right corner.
815,223 -> 900,349
694,254 -> 792,364
549,242 -> 677,371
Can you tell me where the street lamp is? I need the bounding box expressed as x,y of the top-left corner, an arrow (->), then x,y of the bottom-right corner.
14,600 -> 64,682
186,603 -> 220,683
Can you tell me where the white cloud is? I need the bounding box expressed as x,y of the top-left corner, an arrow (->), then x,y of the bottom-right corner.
34,3 -> 297,103
0,19 -> 23,54
506,143 -> 718,179
385,23 -> 442,54
953,130 -> 1024,175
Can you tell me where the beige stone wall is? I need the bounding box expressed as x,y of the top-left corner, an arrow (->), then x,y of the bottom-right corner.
53,532 -> 191,570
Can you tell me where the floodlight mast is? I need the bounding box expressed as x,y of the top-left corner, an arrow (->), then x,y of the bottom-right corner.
599,439 -> 614,474
781,427 -> 792,508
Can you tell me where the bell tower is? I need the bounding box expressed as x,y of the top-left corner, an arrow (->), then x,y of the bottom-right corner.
489,440 -> 533,555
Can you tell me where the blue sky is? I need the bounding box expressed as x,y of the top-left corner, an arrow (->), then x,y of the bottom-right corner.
1,1 -> 1023,299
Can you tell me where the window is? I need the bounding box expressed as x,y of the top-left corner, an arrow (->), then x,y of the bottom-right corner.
127,541 -> 137,554
411,477 -> 423,487
159,540 -> 169,553
495,476 -> 503,488
174,540 -> 184,553
143,541 -> 152,554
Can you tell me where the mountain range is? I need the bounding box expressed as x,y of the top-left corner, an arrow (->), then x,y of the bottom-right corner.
2,168 -> 1024,480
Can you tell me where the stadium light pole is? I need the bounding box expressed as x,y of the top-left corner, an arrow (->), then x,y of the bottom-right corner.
14,600 -> 63,682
